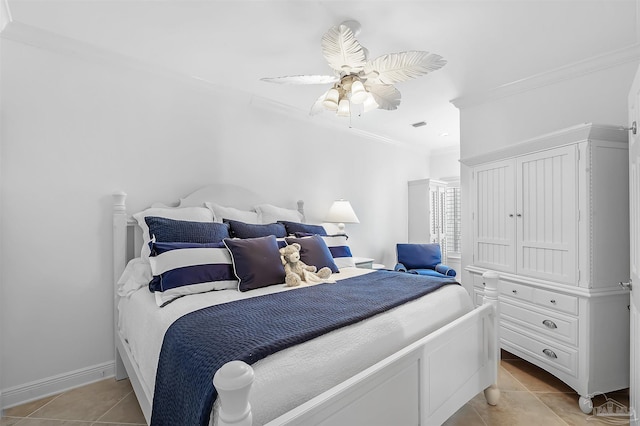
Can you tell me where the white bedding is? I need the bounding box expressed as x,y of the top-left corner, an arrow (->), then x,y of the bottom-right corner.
117,260 -> 473,425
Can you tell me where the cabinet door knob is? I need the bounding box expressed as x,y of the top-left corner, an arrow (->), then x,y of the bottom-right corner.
543,348 -> 558,359
512,289 -> 518,294
508,214 -> 514,218
516,213 -> 522,217
542,319 -> 557,329
550,299 -> 556,304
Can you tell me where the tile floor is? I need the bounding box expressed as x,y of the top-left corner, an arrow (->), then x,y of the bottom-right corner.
0,350 -> 630,426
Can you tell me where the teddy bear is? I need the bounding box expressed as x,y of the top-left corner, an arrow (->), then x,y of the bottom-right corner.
279,243 -> 333,287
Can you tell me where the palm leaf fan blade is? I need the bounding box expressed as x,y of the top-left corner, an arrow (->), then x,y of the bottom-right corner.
321,24 -> 367,73
366,84 -> 401,110
364,51 -> 447,85
260,75 -> 339,85
309,91 -> 330,115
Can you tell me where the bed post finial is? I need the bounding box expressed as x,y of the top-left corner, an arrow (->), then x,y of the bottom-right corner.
113,191 -> 127,213
214,360 -> 255,426
482,270 -> 500,406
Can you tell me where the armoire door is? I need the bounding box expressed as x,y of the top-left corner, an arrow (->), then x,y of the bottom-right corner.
627,63 -> 640,426
473,159 -> 515,273
515,146 -> 577,284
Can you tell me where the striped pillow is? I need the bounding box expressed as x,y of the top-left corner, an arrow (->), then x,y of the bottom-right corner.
321,235 -> 356,268
149,241 -> 237,306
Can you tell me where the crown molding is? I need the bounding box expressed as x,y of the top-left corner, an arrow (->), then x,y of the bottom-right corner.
1,19 -> 431,154
0,21 -> 237,96
249,95 -> 431,152
451,43 -> 640,109
0,0 -> 11,33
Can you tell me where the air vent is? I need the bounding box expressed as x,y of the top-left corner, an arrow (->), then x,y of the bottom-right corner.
411,121 -> 427,128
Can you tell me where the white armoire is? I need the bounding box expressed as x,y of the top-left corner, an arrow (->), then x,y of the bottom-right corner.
408,179 -> 447,260
462,123 -> 630,412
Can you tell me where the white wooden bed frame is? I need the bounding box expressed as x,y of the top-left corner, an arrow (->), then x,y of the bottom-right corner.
112,185 -> 500,426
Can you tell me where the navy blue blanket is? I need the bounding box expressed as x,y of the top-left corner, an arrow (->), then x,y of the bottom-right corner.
150,270 -> 457,426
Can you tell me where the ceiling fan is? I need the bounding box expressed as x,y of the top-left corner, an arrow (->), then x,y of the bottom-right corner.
261,20 -> 447,117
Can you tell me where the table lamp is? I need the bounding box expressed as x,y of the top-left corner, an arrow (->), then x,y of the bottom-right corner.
325,199 -> 360,234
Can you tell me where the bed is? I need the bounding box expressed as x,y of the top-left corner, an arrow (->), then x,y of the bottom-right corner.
112,184 -> 500,426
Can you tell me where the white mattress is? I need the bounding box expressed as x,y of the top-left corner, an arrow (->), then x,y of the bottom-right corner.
117,261 -> 474,425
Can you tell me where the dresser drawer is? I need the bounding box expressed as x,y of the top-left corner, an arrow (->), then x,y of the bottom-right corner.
533,288 -> 578,315
500,300 -> 578,346
501,324 -> 577,377
499,280 -> 534,303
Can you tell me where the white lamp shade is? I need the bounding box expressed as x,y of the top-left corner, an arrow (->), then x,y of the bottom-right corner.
350,80 -> 368,104
325,199 -> 360,224
322,88 -> 339,111
336,99 -> 351,117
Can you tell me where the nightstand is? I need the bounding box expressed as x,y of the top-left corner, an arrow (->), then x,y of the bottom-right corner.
352,257 -> 374,269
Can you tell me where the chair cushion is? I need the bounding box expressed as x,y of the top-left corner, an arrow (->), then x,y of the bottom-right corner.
408,268 -> 449,278
396,243 -> 442,270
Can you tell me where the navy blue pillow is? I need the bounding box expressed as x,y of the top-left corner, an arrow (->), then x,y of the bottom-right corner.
224,219 -> 287,239
285,235 -> 339,273
145,216 -> 230,243
223,235 -> 286,291
278,221 -> 328,236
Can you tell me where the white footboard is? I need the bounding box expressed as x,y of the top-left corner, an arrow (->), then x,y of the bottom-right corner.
214,271 -> 501,426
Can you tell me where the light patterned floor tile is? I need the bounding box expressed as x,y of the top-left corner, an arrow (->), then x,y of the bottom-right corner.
96,392 -> 146,424
27,379 -> 132,422
443,402 -> 486,426
2,396 -> 58,418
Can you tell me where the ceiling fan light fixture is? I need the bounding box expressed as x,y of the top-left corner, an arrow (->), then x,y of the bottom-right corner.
350,80 -> 368,104
323,88 -> 340,110
337,99 -> 351,117
262,21 -> 446,118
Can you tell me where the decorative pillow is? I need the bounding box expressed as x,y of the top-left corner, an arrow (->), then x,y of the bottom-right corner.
148,241 -> 237,306
224,235 -> 286,292
205,202 -> 260,224
435,264 -> 456,277
255,203 -> 303,224
145,217 -> 230,244
285,235 -> 339,273
133,206 -> 214,261
225,219 -> 287,239
279,221 -> 328,236
321,234 -> 356,268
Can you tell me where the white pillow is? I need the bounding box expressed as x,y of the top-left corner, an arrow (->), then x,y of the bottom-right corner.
321,234 -> 357,268
205,202 -> 260,224
255,203 -> 303,224
132,206 -> 214,261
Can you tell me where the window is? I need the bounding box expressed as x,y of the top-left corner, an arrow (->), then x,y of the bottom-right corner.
445,185 -> 461,256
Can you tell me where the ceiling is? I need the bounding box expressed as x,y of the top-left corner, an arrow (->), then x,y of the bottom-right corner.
5,0 -> 638,151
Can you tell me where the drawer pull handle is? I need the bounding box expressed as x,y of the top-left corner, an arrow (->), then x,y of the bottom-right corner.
512,290 -> 518,294
550,299 -> 557,304
543,348 -> 557,359
542,319 -> 557,329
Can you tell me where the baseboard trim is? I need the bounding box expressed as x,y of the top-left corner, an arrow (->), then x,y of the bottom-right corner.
1,361 -> 115,409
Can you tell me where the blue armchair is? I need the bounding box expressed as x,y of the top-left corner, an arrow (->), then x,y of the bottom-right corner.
394,243 -> 456,278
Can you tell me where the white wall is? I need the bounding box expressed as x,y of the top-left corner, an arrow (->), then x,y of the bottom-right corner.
457,58 -> 639,294
428,147 -> 460,180
0,35 -> 430,404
